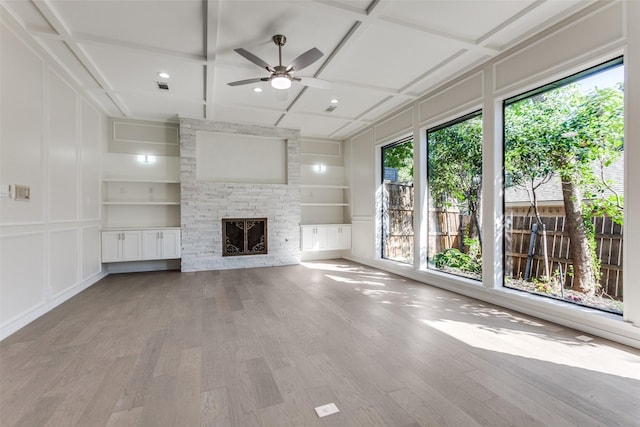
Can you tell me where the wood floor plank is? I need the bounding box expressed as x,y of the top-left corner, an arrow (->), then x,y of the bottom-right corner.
104,407 -> 143,427
11,395 -> 63,427
171,347 -> 201,427
114,329 -> 167,411
200,387 -> 230,427
73,355 -> 138,427
2,260 -> 639,427
245,357 -> 284,409
137,374 -> 177,427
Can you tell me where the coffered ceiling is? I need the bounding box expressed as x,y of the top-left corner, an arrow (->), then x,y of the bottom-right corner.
1,0 -> 591,140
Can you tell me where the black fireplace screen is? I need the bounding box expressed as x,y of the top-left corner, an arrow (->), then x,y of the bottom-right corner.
222,218 -> 267,256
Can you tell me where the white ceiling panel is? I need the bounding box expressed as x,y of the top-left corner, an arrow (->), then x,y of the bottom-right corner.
320,22 -> 467,91
482,0 -> 590,50
210,104 -> 282,127
381,0 -> 538,42
79,42 -> 204,101
48,0 -> 204,56
122,91 -> 203,121
279,113 -> 350,138
1,0 -> 595,139
290,84 -> 390,120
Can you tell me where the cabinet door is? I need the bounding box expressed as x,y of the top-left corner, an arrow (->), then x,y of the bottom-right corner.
101,231 -> 122,262
338,225 -> 351,249
142,231 -> 161,260
301,226 -> 315,251
121,231 -> 142,261
161,230 -> 181,259
315,226 -> 328,250
326,225 -> 340,250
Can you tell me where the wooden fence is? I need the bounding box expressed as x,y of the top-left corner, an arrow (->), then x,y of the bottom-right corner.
505,214 -> 623,299
382,182 -> 413,261
383,183 -> 623,299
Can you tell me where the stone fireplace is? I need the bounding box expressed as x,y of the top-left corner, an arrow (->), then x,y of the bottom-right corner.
179,118 -> 301,272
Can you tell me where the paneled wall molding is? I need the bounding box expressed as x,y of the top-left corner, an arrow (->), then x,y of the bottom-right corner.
419,71 -> 484,125
374,107 -> 414,143
1,18 -> 105,341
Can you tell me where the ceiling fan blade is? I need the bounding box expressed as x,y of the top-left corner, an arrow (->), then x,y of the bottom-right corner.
234,48 -> 274,71
287,48 -> 323,72
297,77 -> 332,89
227,77 -> 268,87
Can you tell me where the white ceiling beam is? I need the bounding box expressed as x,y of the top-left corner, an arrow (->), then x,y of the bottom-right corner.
204,0 -> 220,120
62,31 -> 206,63
32,0 -> 130,116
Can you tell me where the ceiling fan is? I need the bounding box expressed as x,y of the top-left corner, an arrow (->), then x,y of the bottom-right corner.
228,35 -> 331,90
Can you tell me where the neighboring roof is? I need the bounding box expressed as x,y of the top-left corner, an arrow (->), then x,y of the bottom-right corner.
505,155 -> 624,206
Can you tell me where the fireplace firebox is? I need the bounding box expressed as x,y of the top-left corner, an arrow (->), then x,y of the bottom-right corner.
222,218 -> 267,256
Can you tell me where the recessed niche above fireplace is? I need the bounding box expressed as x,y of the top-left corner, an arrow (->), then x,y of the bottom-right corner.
222,218 -> 268,256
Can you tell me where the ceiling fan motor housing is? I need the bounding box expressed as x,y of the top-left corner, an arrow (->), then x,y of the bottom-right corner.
272,34 -> 286,46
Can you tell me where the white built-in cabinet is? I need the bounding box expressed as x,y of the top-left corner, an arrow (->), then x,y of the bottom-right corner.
101,228 -> 180,263
101,230 -> 143,262
301,225 -> 351,251
300,163 -> 351,252
101,119 -> 181,265
142,229 -> 181,260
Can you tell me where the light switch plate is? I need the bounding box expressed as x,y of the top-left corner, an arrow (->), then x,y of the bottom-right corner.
14,184 -> 30,201
314,402 -> 339,418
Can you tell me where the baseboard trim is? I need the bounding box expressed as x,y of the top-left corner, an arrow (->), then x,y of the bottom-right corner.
0,271 -> 108,341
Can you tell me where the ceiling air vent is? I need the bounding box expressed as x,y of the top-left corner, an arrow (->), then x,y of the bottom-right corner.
325,105 -> 337,113
156,81 -> 169,91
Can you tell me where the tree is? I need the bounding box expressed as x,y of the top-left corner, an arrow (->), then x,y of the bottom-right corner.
383,140 -> 413,182
428,115 -> 483,247
505,83 -> 623,295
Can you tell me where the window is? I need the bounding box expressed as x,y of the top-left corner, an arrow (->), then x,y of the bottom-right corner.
426,112 -> 483,280
381,138 -> 414,263
503,58 -> 624,314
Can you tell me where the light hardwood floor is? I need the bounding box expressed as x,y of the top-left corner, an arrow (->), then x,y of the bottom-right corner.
1,260 -> 639,426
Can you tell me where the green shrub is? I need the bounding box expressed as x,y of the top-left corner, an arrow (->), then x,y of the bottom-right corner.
434,248 -> 481,273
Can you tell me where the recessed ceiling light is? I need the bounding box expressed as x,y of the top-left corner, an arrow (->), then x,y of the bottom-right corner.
253,87 -> 263,93
330,98 -> 339,104
158,72 -> 170,79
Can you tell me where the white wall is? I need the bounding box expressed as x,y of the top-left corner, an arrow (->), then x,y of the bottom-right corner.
0,18 -> 106,340
345,1 -> 640,348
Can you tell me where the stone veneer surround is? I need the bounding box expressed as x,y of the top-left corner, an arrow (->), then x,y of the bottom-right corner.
179,118 -> 301,272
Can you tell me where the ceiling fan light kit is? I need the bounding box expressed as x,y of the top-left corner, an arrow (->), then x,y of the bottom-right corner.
228,34 -> 331,91
271,76 -> 291,90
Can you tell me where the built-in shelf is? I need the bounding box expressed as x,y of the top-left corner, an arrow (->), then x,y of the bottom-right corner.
301,203 -> 350,207
300,163 -> 349,225
102,201 -> 180,206
102,151 -> 181,230
103,178 -> 180,184
300,184 -> 349,189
